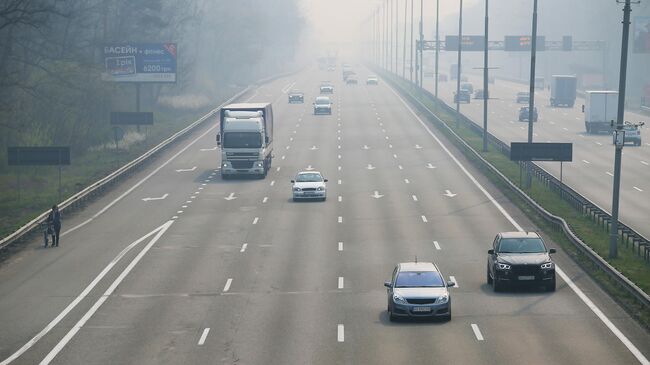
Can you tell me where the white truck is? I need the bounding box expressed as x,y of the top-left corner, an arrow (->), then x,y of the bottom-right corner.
216,103 -> 273,179
584,91 -> 618,134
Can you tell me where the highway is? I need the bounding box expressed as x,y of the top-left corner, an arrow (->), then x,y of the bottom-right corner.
422,71 -> 650,237
0,65 -> 649,364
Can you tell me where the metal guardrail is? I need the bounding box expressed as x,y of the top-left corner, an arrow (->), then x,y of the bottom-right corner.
375,67 -> 650,311
0,70 -> 297,251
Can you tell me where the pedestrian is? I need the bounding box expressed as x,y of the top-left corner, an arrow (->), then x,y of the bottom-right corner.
47,205 -> 61,247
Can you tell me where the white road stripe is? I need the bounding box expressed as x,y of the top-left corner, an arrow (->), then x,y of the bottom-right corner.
412,195 -> 418,201
338,216 -> 343,223
606,172 -> 614,177
270,180 -> 275,186
404,179 -> 410,184
240,243 -> 248,252
338,166 -> 342,171
338,277 -> 344,289
633,186 -> 644,192
338,242 -> 343,251
282,155 -> 286,160
450,276 -> 459,288
582,160 -> 590,164
276,167 -> 281,172
393,154 -> 398,158
389,82 -> 649,365
398,165 -> 403,170
471,324 -> 484,341
262,196 -> 268,203
421,215 -> 428,223
34,221 -> 174,365
198,328 -> 210,346
641,161 -> 649,166
338,179 -> 342,185
252,217 -> 259,225
338,196 -> 342,202
433,241 -> 441,250
337,325 -> 345,342
223,278 -> 233,292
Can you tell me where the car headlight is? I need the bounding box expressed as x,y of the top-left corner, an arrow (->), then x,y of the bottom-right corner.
317,186 -> 325,191
541,262 -> 553,269
222,163 -> 228,167
257,162 -> 263,167
497,263 -> 511,270
293,187 -> 301,192
392,293 -> 408,305
437,294 -> 449,304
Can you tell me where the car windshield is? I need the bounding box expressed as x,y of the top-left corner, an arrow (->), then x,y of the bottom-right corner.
498,238 -> 546,253
395,271 -> 445,288
296,173 -> 323,182
223,132 -> 262,148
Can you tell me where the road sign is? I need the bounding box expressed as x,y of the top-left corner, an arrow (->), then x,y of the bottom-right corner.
110,112 -> 154,125
445,36 -> 485,51
102,43 -> 177,83
504,36 -> 546,52
8,147 -> 71,166
510,142 -> 572,162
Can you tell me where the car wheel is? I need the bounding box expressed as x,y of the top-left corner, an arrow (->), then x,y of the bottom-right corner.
292,197 -> 297,202
493,278 -> 503,292
222,174 -> 230,180
443,309 -> 451,322
486,267 -> 493,285
388,306 -> 396,322
546,277 -> 556,292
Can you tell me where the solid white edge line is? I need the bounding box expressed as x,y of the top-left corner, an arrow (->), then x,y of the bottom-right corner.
38,221 -> 174,365
198,328 -> 210,346
471,324 -> 484,341
1,222 -> 172,365
388,80 -> 649,365
223,278 -> 233,292
337,324 -> 345,342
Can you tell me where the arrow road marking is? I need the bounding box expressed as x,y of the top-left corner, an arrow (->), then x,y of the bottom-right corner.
310,145 -> 318,150
363,145 -> 370,150
426,163 -> 437,169
371,191 -> 384,199
175,166 -> 197,172
444,190 -> 457,198
415,144 -> 423,149
224,193 -> 237,201
366,164 -> 376,170
142,193 -> 169,202
305,165 -> 314,171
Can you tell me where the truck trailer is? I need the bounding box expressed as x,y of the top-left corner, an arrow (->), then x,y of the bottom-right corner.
216,103 -> 273,179
584,91 -> 618,134
550,75 -> 577,107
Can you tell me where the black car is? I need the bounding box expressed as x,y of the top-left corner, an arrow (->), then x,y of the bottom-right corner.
518,106 -> 538,122
288,89 -> 304,103
474,89 -> 488,99
487,231 -> 556,292
454,90 -> 471,103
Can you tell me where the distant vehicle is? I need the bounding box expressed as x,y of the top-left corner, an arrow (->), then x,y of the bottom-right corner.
313,96 -> 333,115
474,89 -> 488,99
535,76 -> 545,90
550,75 -> 577,107
518,106 -> 538,122
288,89 -> 304,103
454,90 -> 471,103
613,123 -> 643,146
460,82 -> 474,94
384,261 -> 455,321
216,103 -> 273,179
346,76 -> 358,85
366,75 -> 379,85
516,92 -> 530,104
319,82 -> 333,94
584,91 -> 618,134
438,73 -> 448,82
342,67 -> 355,80
450,64 -> 460,80
487,231 -> 556,292
291,171 -> 327,201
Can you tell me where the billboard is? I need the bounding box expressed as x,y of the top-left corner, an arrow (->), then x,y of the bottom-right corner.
504,36 -> 546,52
633,16 -> 650,53
445,36 -> 485,51
8,147 -> 71,166
510,143 -> 572,162
103,43 -> 177,83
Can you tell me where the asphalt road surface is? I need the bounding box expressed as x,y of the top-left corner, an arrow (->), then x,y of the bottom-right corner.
0,65 -> 649,365
422,72 -> 650,237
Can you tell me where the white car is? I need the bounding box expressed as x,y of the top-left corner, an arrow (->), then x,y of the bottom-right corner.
291,171 -> 328,201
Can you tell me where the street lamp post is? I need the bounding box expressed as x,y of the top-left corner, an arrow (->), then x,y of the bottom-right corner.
482,0 -> 489,152
526,0 -> 539,188
403,0 -> 408,78
609,0 -> 638,259
419,0 -> 424,88
410,0 -> 414,83
435,0 -> 440,100
455,0 -> 464,128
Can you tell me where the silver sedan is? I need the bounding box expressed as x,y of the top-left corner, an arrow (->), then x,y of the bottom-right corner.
291,171 -> 328,201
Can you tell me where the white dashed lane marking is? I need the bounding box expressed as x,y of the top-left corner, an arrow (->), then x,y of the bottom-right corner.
337,325 -> 345,342
471,324 -> 484,341
433,241 -> 441,250
240,243 -> 248,253
223,278 -> 233,292
197,328 -> 210,346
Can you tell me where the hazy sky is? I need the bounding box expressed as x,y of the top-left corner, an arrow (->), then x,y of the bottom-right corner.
300,0 -> 481,43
